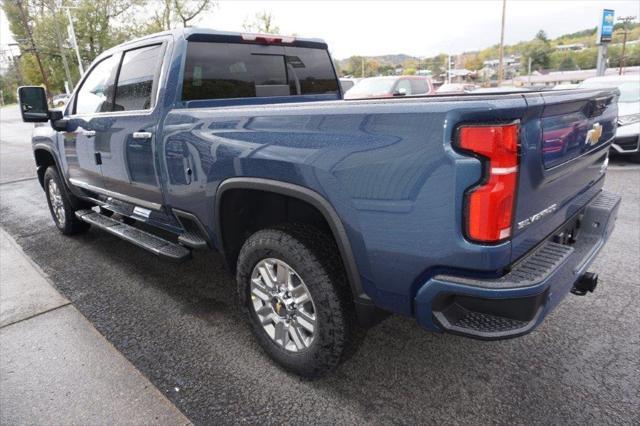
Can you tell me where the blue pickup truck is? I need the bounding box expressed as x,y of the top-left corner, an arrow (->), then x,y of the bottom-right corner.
18,28 -> 621,377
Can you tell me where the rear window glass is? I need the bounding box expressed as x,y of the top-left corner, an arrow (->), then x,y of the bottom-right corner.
410,79 -> 429,94
182,42 -> 339,101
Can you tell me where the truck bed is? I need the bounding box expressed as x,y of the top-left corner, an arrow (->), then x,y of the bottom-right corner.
162,88 -> 618,315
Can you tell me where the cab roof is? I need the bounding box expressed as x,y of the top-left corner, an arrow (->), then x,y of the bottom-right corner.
103,27 -> 328,55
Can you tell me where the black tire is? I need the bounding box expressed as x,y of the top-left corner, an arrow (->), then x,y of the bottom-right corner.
236,224 -> 355,378
43,166 -> 90,235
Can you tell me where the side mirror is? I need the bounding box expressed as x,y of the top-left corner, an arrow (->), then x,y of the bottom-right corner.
393,87 -> 408,96
18,86 -> 50,122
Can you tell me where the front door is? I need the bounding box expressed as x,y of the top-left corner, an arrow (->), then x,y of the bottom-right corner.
98,43 -> 166,211
63,54 -> 120,192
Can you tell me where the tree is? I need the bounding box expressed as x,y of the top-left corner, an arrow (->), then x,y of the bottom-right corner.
558,56 -> 577,71
573,47 -> 597,70
1,0 -> 214,94
463,54 -> 483,71
149,0 -> 215,31
535,30 -> 549,43
242,10 -> 280,34
345,56 -> 364,77
520,29 -> 553,72
0,66 -> 20,104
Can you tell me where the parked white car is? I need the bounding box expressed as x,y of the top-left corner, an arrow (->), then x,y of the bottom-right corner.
579,75 -> 640,161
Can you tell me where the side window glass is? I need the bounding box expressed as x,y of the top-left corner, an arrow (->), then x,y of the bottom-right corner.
396,79 -> 412,95
75,55 -> 118,114
114,44 -> 163,111
410,79 -> 428,94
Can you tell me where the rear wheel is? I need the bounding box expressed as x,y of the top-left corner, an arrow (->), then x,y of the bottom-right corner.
44,167 -> 90,235
236,225 -> 355,378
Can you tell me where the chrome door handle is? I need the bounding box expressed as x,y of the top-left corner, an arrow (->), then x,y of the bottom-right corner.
132,132 -> 152,140
83,130 -> 96,138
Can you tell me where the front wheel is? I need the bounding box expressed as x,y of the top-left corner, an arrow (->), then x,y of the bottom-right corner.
44,167 -> 89,235
236,225 -> 355,378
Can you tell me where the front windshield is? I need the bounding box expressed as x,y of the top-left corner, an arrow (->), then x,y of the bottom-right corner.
347,78 -> 396,96
580,80 -> 640,103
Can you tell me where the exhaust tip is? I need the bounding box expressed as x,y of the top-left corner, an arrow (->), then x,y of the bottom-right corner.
571,271 -> 598,296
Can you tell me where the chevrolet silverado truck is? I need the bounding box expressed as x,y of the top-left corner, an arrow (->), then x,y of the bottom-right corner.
18,28 -> 621,378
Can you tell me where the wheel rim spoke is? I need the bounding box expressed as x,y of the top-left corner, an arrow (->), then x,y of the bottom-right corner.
295,309 -> 316,334
258,265 -> 276,290
273,321 -> 288,346
276,262 -> 289,286
290,285 -> 310,305
289,324 -> 306,350
250,279 -> 271,301
255,305 -> 274,325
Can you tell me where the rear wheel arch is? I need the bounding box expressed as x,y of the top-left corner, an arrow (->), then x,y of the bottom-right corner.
215,178 -> 370,307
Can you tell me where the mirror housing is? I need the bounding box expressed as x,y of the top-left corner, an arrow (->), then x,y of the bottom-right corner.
393,87 -> 408,96
49,109 -> 69,132
18,86 -> 50,123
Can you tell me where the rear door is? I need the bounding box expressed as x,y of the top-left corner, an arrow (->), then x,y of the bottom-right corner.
511,89 -> 618,260
98,42 -> 167,212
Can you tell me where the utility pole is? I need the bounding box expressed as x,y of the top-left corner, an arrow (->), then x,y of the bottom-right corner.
16,0 -> 52,97
50,0 -> 73,90
617,15 -> 636,75
61,6 -> 84,75
527,56 -> 532,87
497,0 -> 507,85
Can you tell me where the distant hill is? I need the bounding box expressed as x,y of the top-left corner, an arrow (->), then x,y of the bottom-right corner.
336,53 -> 419,71
336,22 -> 639,77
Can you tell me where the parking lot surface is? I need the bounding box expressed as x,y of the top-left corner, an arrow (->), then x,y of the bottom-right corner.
1,106 -> 638,424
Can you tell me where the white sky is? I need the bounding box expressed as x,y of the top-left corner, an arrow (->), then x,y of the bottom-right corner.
2,1 -> 639,59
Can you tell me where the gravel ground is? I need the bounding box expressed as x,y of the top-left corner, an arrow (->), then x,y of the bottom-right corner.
1,106 -> 638,424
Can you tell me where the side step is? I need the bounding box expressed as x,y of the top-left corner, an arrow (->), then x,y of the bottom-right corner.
178,230 -> 208,250
75,209 -> 191,263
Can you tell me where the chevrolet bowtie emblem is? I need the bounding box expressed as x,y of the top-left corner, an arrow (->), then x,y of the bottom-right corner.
585,123 -> 603,146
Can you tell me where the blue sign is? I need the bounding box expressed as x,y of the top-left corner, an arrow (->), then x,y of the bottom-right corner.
600,9 -> 615,43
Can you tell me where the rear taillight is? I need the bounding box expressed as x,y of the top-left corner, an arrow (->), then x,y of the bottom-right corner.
457,123 -> 519,243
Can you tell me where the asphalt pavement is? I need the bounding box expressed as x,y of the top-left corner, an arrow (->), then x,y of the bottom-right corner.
0,105 -> 638,424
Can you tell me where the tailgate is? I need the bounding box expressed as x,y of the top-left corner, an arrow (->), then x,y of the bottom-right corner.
511,88 -> 618,261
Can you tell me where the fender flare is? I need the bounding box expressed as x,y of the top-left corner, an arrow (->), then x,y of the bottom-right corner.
33,143 -> 62,188
215,177 -> 372,306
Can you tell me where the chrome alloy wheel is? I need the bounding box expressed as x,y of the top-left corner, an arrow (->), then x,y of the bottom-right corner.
48,180 -> 66,226
250,258 -> 317,352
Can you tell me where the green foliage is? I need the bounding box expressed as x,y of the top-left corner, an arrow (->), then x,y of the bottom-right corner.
558,55 -> 577,71
1,0 -> 214,95
242,10 -> 280,34
337,22 -> 640,79
520,29 -> 553,72
0,67 -> 19,104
